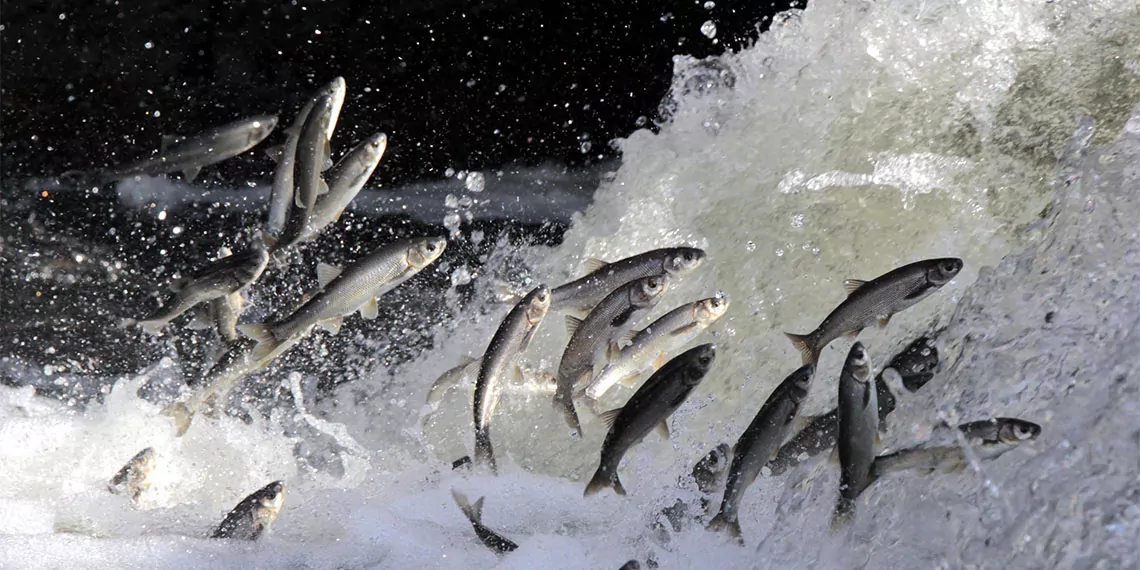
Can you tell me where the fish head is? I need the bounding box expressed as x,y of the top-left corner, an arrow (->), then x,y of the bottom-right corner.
692,442 -> 732,491
630,274 -> 670,308
846,342 -> 872,382
248,115 -> 279,142
787,363 -> 815,401
407,236 -> 448,269
256,481 -> 287,516
362,132 -> 388,161
682,343 -> 717,385
134,447 -> 157,470
891,336 -> 940,392
995,418 -> 1041,444
525,285 -> 552,324
664,247 -> 706,276
694,294 -> 730,324
926,258 -> 964,285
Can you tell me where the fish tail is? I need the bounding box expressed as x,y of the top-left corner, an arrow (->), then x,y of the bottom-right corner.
706,513 -> 742,541
136,318 -> 169,336
238,324 -> 280,360
450,489 -> 480,524
552,389 -> 583,438
162,402 -> 195,437
784,332 -> 817,365
261,231 -> 279,250
473,428 -> 498,474
583,464 -> 626,497
830,496 -> 856,531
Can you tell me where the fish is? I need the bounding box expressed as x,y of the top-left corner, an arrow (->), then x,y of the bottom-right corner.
473,286 -> 551,473
239,236 -> 447,360
265,77 -> 347,243
300,132 -> 387,242
128,240 -> 269,335
424,356 -> 482,412
832,342 -> 878,530
554,274 -> 670,436
584,295 -> 729,403
547,247 -> 706,314
869,418 -> 1041,482
707,364 -> 813,540
274,94 -> 336,250
184,247 -> 246,342
618,561 -> 641,570
654,443 -> 735,543
107,447 -> 157,504
692,442 -> 733,498
584,343 -> 716,497
785,258 -> 962,364
211,480 -> 286,541
162,338 -> 259,436
451,489 -> 519,554
767,336 -> 940,476
97,115 -> 278,184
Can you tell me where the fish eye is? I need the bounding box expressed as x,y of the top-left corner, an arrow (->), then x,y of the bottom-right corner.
683,252 -> 694,262
941,260 -> 960,273
698,355 -> 711,366
1014,424 -> 1034,439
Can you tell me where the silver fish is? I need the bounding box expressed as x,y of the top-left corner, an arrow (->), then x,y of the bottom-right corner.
130,241 -> 269,335
618,561 -> 641,570
767,336 -> 941,476
275,94 -> 336,250
240,236 -> 446,359
184,247 -> 246,342
162,338 -> 259,436
211,480 -> 286,540
869,418 -> 1041,482
584,344 -> 716,497
832,343 -> 878,530
266,77 -> 346,242
473,286 -> 551,473
452,489 -> 519,554
424,355 -> 482,412
554,274 -> 670,436
692,442 -> 733,497
785,258 -> 962,364
107,447 -> 157,504
301,132 -> 387,242
585,295 -> 729,403
99,115 -> 277,184
548,247 -> 705,314
707,364 -> 813,540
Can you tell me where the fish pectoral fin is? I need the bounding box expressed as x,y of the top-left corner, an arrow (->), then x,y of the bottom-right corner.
605,341 -> 622,363
564,315 -> 584,337
652,352 -> 669,370
615,329 -> 637,350
319,315 -> 343,334
599,408 -> 622,429
320,138 -> 333,171
182,166 -> 202,184
471,496 -> 485,523
316,178 -> 330,196
843,279 -> 869,296
618,372 -> 641,388
844,328 -> 863,339
656,420 -> 671,439
359,297 -> 379,320
264,144 -> 285,163
331,207 -> 346,222
877,314 -> 893,328
316,263 -> 343,289
669,322 -> 701,337
511,364 -> 525,384
828,445 -> 840,465
580,257 -> 609,276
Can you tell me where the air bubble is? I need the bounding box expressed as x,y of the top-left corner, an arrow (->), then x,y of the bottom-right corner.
791,213 -> 805,228
444,194 -> 459,209
745,241 -> 756,252
700,21 -> 717,39
443,212 -> 461,231
465,171 -> 485,193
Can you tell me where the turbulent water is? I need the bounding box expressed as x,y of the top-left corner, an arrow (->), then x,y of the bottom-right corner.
2,0 -> 1139,568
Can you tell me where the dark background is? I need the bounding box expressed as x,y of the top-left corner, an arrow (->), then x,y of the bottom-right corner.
1,0 -> 798,185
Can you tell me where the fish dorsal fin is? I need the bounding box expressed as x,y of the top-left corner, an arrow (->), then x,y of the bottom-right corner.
599,408 -> 622,429
656,420 -> 670,439
264,144 -> 285,163
316,263 -> 343,289
565,315 -> 584,337
182,166 -> 202,184
319,315 -> 343,334
581,258 -> 609,276
359,297 -> 379,320
471,496 -> 485,523
317,178 -> 330,196
877,314 -> 893,328
843,279 -> 869,296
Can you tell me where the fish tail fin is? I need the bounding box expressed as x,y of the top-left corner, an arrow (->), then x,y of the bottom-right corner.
784,332 -> 817,365
135,318 -> 168,336
473,428 -> 498,474
261,231 -> 279,250
706,514 -> 742,541
583,465 -> 626,497
161,402 -> 195,437
238,324 -> 279,360
450,489 -> 482,524
552,389 -> 583,438
491,280 -> 524,304
830,496 -> 856,531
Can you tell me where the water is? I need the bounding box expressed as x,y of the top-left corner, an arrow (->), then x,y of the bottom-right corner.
2,0 -> 1139,568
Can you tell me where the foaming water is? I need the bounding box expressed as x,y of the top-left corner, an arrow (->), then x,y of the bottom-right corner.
2,0 -> 1139,568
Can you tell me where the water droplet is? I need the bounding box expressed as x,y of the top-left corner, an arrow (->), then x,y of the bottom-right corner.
157,210 -> 167,221
458,195 -> 473,208
58,13 -> 66,20
791,213 -> 805,227
498,84 -> 507,93
444,167 -> 455,178
172,226 -> 184,235
451,265 -> 473,287
775,248 -> 785,257
635,115 -> 648,127
465,171 -> 485,193
704,1 -> 716,9
700,21 -> 717,39
144,41 -> 154,49
444,193 -> 459,208
745,241 -> 756,252
579,141 -> 592,153
471,230 -> 484,245
443,211 -> 461,231
74,254 -> 85,263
